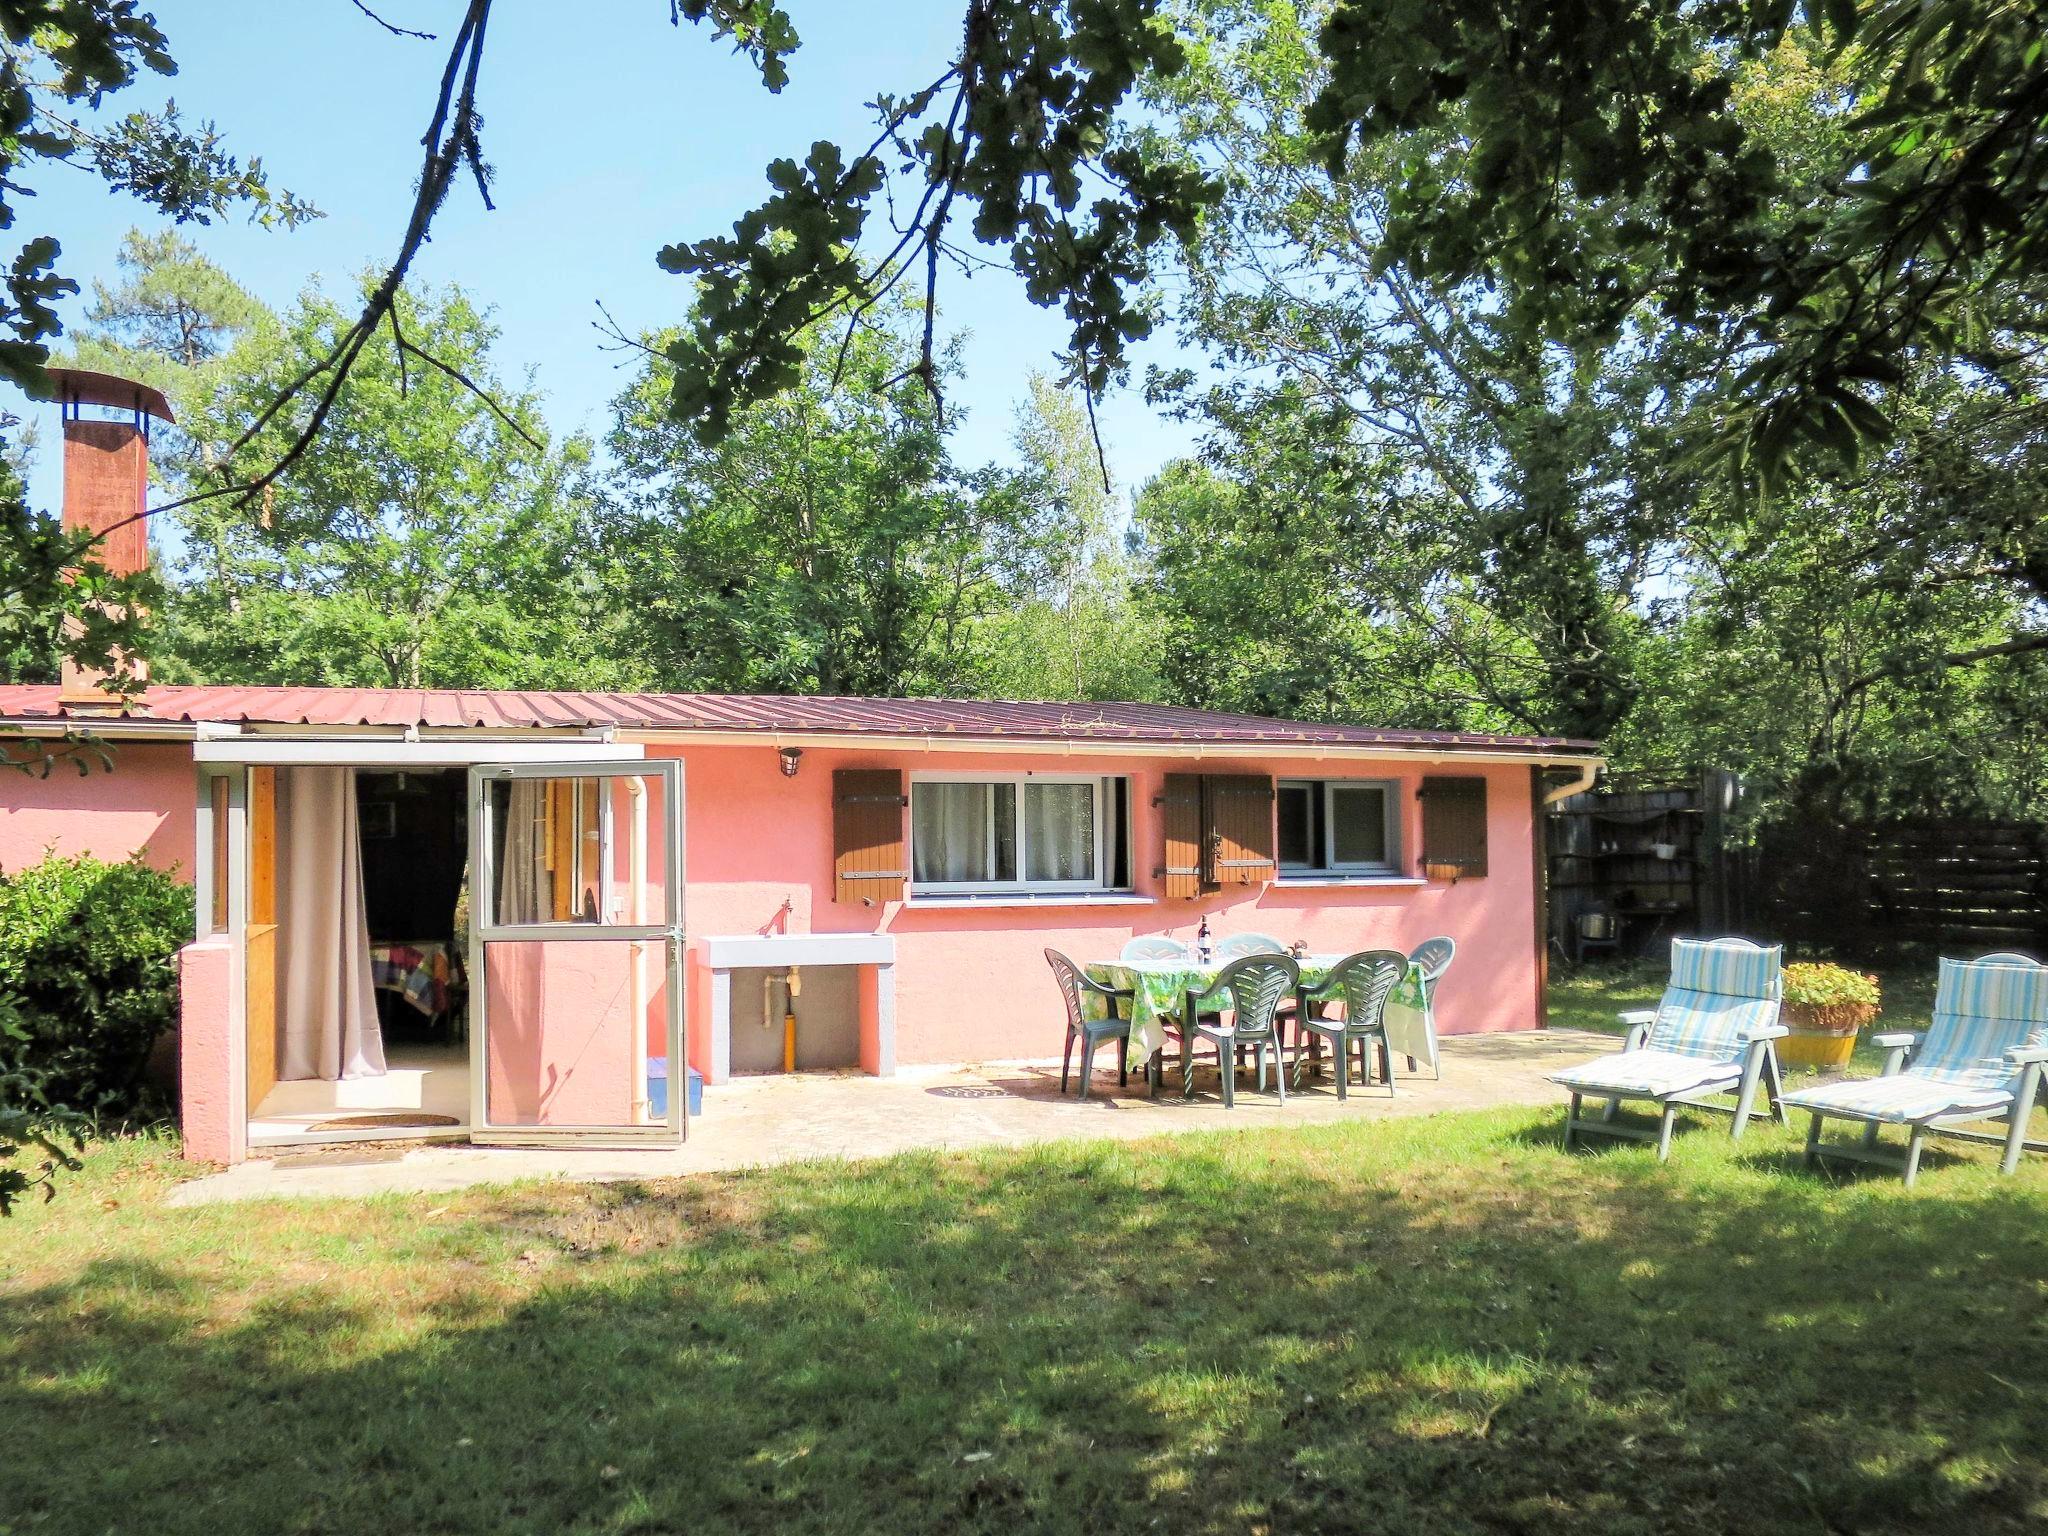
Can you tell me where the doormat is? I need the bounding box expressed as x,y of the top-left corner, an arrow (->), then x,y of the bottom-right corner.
270,1147 -> 410,1169
308,1112 -> 462,1131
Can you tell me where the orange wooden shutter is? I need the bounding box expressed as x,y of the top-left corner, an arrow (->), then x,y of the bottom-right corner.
1161,773 -> 1203,898
245,766 -> 279,1112
1202,774 -> 1276,885
833,768 -> 907,904
1420,775 -> 1488,878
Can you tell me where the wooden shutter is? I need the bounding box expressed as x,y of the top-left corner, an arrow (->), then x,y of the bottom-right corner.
1161,773 -> 1203,898
245,766 -> 278,1112
833,768 -> 907,904
1203,774 -> 1276,885
1420,775 -> 1488,878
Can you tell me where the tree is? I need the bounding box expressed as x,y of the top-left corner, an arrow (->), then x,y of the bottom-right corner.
0,1 -> 314,1205
1132,390 -> 1548,728
160,277 -> 610,690
0,4 -> 310,733
599,316 -> 1043,697
1136,0 -> 1676,738
65,228 -> 277,489
976,374 -> 1162,701
1306,0 -> 2048,498
661,0 -> 1218,441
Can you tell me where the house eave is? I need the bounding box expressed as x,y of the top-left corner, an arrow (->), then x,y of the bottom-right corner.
1,714 -> 1605,768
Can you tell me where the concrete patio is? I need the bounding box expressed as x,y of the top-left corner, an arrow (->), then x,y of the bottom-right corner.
169,1026 -> 1614,1205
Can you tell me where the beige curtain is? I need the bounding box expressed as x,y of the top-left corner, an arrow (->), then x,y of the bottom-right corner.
497,778 -> 549,924
277,766 -> 387,1081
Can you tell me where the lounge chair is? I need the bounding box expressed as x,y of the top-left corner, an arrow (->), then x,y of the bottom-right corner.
1783,953 -> 2048,1188
1550,937 -> 1787,1161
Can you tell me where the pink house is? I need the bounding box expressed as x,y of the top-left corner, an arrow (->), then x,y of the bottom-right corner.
0,684 -> 1599,1163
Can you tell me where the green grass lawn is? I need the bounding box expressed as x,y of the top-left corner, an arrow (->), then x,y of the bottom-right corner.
5,969 -> 2047,1535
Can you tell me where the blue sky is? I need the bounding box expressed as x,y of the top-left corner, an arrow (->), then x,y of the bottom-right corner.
22,1 -> 1203,514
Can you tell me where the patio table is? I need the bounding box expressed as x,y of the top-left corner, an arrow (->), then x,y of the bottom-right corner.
1085,954 -> 1429,1097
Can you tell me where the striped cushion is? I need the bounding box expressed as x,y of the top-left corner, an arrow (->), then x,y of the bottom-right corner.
1909,957 -> 2048,1094
1668,937 -> 1781,1001
1783,1074 -> 2014,1126
1645,940 -> 1783,1061
1552,1048 -> 1744,1100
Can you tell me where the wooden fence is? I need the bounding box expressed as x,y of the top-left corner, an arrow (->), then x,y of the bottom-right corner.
1745,818 -> 2048,956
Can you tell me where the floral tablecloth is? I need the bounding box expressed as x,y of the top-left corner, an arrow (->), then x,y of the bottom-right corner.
1085,953 -> 1429,1094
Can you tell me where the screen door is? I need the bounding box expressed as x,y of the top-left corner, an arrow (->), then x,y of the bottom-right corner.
466,759 -> 685,1145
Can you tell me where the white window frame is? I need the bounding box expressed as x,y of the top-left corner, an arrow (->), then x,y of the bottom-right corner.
478,772 -> 618,928
1278,778 -> 1400,875
907,771 -> 1130,896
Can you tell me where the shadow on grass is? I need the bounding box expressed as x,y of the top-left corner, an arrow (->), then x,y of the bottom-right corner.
6,1120 -> 2048,1534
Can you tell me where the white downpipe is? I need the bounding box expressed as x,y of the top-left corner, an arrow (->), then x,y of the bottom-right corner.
627,776 -> 649,1121
1542,760 -> 1601,805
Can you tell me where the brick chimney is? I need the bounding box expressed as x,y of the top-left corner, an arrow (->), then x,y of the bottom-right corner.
48,368 -> 174,709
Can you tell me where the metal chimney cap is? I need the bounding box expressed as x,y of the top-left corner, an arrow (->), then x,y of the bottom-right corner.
40,366 -> 175,425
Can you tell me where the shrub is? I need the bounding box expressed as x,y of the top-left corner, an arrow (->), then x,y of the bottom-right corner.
1782,961 -> 1882,1032
0,851 -> 193,1120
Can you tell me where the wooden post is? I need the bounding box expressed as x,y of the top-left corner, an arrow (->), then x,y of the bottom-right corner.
1531,766 -> 1549,1029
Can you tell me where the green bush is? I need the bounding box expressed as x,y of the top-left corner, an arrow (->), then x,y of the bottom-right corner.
1782,961 -> 1882,1011
0,851 -> 193,1120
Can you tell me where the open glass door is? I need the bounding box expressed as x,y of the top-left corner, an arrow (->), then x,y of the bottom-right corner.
466,759 -> 685,1146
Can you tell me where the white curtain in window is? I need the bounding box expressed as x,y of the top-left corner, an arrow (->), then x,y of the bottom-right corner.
497,778 -> 549,924
1025,782 -> 1094,882
914,782 -> 989,882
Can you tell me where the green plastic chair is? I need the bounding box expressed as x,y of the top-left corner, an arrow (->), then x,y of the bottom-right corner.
1163,953 -> 1300,1107
1294,949 -> 1408,1100
1213,932 -> 1285,961
1046,948 -> 1134,1100
1121,935 -> 1189,963
1402,936 -> 1455,1078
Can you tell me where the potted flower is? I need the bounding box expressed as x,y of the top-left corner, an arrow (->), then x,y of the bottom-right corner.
1778,962 -> 1882,1068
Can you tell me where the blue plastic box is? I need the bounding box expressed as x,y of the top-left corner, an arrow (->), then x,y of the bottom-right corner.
646,1057 -> 703,1118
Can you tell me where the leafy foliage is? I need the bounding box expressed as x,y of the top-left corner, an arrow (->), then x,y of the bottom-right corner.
0,450 -> 155,697
602,314 -> 1046,696
1305,0 -> 2048,490
1782,961 -> 1882,1011
0,1071 -> 87,1214
0,851 -> 190,1211
976,374 -> 1161,702
1131,4 -> 2047,813
102,267 -> 616,690
0,3 -> 314,394
662,0 -> 1220,441
1137,0 -> 1674,738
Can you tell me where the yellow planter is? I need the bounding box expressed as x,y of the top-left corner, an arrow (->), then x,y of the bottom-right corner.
1778,998 -> 1878,1069
1779,1029 -> 1858,1069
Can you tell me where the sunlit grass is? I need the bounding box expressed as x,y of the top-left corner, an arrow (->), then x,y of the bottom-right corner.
6,1091 -> 2048,1534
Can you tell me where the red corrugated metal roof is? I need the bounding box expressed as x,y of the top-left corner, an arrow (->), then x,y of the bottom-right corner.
0,684 -> 1600,754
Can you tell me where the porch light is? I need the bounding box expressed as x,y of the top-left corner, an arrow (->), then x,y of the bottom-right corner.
779,746 -> 803,778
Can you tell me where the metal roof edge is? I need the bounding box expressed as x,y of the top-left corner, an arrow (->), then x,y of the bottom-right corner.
0,718 -> 201,741
614,726 -> 1604,763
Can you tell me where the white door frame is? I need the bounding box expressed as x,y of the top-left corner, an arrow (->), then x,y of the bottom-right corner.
466,757 -> 687,1147
201,736 -> 646,1148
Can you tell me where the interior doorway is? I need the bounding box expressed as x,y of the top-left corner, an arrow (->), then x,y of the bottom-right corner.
246,765 -> 473,1146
